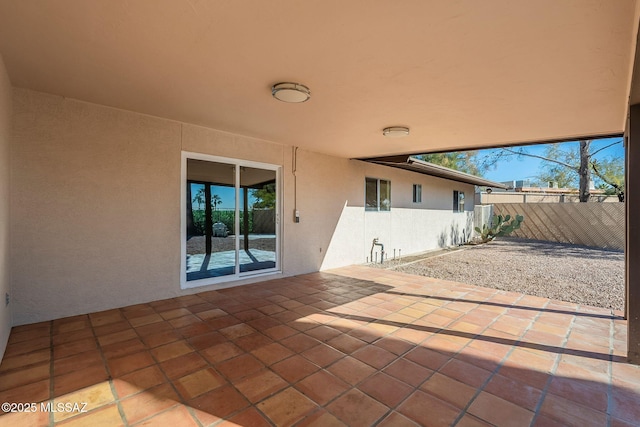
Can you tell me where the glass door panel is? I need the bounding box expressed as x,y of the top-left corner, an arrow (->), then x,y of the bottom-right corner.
239,167 -> 277,273
186,159 -> 236,281
183,155 -> 279,286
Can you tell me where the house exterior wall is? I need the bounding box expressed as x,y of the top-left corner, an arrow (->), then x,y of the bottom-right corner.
290,150 -> 475,270
0,55 -> 11,358
10,88 -> 475,325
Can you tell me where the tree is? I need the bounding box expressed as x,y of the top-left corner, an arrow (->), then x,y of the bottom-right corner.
578,140 -> 592,203
500,139 -> 624,202
211,194 -> 221,221
535,144 -> 577,188
251,183 -> 276,208
592,157 -> 625,201
194,188 -> 205,210
417,151 -> 495,176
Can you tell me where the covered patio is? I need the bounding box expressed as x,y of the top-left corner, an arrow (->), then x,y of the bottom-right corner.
1,3 -> 640,426
1,266 -> 637,426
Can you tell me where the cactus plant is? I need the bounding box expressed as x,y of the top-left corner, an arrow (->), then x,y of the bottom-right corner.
474,214 -> 524,243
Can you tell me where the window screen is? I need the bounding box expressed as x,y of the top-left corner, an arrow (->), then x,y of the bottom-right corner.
365,178 -> 378,211
413,184 -> 422,203
453,190 -> 465,212
365,178 -> 391,211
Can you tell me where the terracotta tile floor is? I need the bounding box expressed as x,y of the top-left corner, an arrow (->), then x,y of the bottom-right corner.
1,265 -> 639,426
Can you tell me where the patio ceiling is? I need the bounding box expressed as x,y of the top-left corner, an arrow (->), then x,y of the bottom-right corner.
0,1 -> 638,158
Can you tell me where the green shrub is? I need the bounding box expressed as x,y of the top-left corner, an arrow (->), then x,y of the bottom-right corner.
192,209 -> 255,235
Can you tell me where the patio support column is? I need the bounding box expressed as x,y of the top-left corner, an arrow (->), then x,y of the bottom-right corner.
628,104 -> 640,364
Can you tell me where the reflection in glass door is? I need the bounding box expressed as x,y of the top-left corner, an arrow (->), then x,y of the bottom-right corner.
183,154 -> 279,286
186,159 -> 236,281
240,167 -> 277,273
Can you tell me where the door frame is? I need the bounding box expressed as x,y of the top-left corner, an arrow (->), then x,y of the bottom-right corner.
180,151 -> 281,289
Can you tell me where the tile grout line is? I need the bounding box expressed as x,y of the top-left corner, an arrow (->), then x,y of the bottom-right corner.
218,298 -> 288,427
361,282 -> 497,425
527,307 -> 578,426
272,285 -> 360,422
449,292 -> 537,426
317,283 -> 424,425
45,315 -> 133,426
182,295 -> 282,426
606,313 -> 615,427
255,282 -> 407,425
90,312 -> 132,427
365,285 -> 524,426
283,286 -> 358,418
165,294 -> 270,423
371,289 -> 471,425
11,276 -> 611,425
376,280 -> 611,425
348,283 -> 451,424
48,320 -> 54,427
94,306 -> 196,427
268,289 -> 367,423
143,302 -> 211,427
152,295 -> 277,425
0,274 -> 613,425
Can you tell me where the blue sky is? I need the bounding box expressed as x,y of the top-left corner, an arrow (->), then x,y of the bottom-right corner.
190,184 -> 257,211
479,137 -> 624,183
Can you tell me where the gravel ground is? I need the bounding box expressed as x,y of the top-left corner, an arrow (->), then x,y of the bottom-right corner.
382,238 -> 624,311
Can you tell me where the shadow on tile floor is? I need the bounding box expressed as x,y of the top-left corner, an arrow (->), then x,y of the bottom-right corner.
0,266 -> 638,426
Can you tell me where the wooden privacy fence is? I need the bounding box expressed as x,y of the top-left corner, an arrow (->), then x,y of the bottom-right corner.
492,203 -> 625,251
253,208 -> 275,234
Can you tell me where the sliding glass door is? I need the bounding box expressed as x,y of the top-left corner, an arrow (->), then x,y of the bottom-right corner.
185,159 -> 237,280
183,153 -> 279,288
239,166 -> 277,273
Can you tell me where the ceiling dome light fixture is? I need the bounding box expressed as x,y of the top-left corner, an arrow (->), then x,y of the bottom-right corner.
271,82 -> 311,103
382,126 -> 410,137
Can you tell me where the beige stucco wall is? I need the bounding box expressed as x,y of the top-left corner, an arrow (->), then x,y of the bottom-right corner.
11,89 -> 182,324
10,89 -> 475,325
10,89 -> 294,325
282,150 -> 474,272
0,55 -> 12,358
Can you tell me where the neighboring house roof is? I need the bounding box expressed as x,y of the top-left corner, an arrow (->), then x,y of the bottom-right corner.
364,156 -> 510,189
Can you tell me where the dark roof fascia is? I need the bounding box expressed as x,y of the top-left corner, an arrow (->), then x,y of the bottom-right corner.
363,156 -> 509,189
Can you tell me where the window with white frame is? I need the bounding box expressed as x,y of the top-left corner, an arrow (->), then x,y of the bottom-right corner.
413,184 -> 422,203
453,190 -> 465,212
365,178 -> 391,211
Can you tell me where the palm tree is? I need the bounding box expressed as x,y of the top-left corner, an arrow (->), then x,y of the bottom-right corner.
212,194 -> 222,221
194,188 -> 205,210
